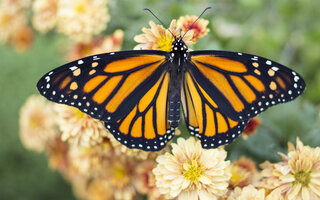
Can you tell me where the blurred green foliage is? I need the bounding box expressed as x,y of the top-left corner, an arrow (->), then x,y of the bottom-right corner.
0,0 -> 319,199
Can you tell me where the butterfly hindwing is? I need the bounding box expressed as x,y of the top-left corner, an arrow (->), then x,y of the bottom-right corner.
37,50 -> 168,122
181,71 -> 248,148
104,71 -> 175,151
188,50 -> 305,121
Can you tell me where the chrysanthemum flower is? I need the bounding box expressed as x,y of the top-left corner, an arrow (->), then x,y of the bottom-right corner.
47,137 -> 69,173
54,104 -> 109,148
103,157 -> 136,200
134,160 -> 164,200
12,25 -> 34,52
19,95 -> 59,152
67,139 -> 112,177
259,137 -> 320,199
68,29 -> 124,61
57,0 -> 109,42
134,20 -> 194,51
227,185 -> 266,200
229,156 -> 258,189
32,0 -> 58,33
87,178 -> 113,200
242,117 -> 261,139
177,15 -> 209,42
153,137 -> 231,200
0,0 -> 27,43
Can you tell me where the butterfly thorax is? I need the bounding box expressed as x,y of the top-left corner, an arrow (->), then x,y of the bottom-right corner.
167,37 -> 188,128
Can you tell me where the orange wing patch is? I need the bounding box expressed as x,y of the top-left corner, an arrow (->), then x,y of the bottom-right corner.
60,76 -> 71,90
138,73 -> 164,112
192,55 -> 247,73
230,75 -> 256,103
276,76 -> 286,90
156,72 -> 170,136
92,76 -> 122,104
193,63 -> 245,112
144,108 -> 156,139
185,72 -> 204,133
105,62 -> 160,113
204,104 -> 215,137
104,55 -> 165,73
244,75 -> 265,92
119,106 -> 137,135
131,116 -> 143,138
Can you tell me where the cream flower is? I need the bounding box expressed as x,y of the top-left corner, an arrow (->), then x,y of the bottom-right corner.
57,0 -> 109,42
134,20 -> 194,51
259,137 -> 320,199
229,156 -> 258,189
134,160 -> 164,200
12,25 -> 34,52
177,15 -> 209,42
153,137 -> 231,200
47,137 -> 69,174
87,178 -> 113,200
32,0 -> 58,33
68,29 -> 124,61
67,140 -> 112,177
104,157 -> 136,200
19,95 -> 59,152
227,185 -> 266,200
54,104 -> 108,148
0,0 -> 27,43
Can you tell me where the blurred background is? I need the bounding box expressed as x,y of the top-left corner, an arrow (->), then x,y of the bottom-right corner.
0,0 -> 320,199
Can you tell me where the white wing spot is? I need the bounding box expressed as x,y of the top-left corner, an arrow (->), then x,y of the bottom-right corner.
78,60 -> 84,64
272,67 -> 279,71
45,76 -> 50,82
266,60 -> 272,65
69,66 -> 78,71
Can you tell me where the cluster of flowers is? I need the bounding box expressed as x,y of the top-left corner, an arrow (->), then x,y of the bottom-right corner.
19,95 -> 320,200
0,0 -> 109,51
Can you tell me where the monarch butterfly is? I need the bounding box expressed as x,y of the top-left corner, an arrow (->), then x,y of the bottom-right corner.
37,8 -> 305,151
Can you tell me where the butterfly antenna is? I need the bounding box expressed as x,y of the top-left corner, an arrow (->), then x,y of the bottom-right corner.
182,6 -> 212,39
143,8 -> 175,38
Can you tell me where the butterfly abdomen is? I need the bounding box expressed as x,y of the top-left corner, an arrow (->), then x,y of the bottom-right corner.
168,94 -> 180,128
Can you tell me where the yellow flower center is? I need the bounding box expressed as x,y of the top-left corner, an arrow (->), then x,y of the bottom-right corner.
229,165 -> 249,187
182,160 -> 204,183
0,14 -> 10,26
29,113 -> 43,130
293,170 -> 311,187
74,2 -> 86,13
157,35 -> 173,52
114,166 -> 126,180
74,108 -> 86,119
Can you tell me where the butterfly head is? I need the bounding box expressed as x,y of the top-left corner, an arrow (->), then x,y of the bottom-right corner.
172,37 -> 188,52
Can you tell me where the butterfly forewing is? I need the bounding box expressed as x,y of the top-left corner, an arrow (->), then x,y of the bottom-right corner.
37,50 -> 168,122
188,50 -> 306,121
